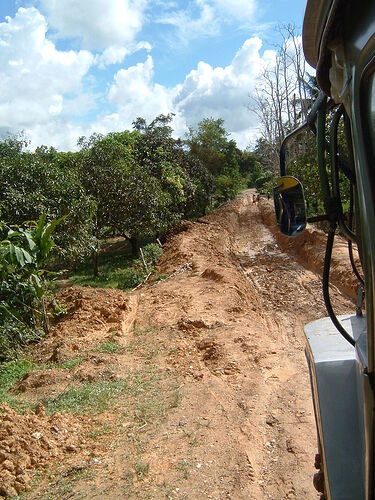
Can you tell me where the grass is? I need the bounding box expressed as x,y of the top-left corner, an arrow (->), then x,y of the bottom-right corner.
60,356 -> 85,370
176,459 -> 190,480
0,356 -> 88,413
44,368 -> 180,418
87,422 -> 112,440
67,239 -> 162,290
96,340 -> 123,354
45,380 -> 127,415
0,359 -> 45,412
134,461 -> 149,479
68,251 -> 135,289
39,465 -> 94,500
27,368 -> 182,499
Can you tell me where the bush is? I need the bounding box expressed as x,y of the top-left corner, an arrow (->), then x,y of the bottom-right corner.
0,319 -> 42,362
0,215 -> 60,360
117,243 -> 163,290
117,268 -> 142,290
141,243 -> 163,268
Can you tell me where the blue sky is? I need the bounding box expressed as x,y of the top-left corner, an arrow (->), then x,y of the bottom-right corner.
0,0 -> 307,150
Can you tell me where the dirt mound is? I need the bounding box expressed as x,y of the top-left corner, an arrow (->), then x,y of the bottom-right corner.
0,404 -> 88,498
33,286 -> 129,365
259,199 -> 362,299
0,286 -> 135,497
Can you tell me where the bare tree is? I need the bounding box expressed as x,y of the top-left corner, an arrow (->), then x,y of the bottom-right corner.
250,24 -> 311,172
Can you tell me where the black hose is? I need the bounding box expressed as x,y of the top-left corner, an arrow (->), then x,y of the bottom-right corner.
348,241 -> 364,286
323,226 -> 356,347
330,105 -> 356,241
348,183 -> 364,285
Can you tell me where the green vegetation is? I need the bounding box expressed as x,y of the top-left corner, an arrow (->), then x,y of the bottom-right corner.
44,368 -> 179,418
60,356 -> 85,370
134,461 -> 149,479
68,249 -> 134,289
45,380 -> 127,415
69,242 -> 163,290
0,359 -> 40,411
96,339 -> 123,354
0,113 -> 262,361
0,214 -> 61,361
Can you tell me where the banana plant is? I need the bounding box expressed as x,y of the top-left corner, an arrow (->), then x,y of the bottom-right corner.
0,214 -> 64,347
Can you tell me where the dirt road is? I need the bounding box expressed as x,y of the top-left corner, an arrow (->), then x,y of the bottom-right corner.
0,192 -> 356,499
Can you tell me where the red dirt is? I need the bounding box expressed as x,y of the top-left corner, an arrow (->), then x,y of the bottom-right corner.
0,192 -> 358,499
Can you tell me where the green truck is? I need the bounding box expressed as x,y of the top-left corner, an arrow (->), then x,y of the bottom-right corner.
274,1 -> 375,498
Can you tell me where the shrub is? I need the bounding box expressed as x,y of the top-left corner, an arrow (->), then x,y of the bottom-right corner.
117,268 -> 142,290
141,243 -> 163,268
0,215 -> 60,360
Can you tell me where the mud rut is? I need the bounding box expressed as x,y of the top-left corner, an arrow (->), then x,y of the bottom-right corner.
232,197 -> 352,499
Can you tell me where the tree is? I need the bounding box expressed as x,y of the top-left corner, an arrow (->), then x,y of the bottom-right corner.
186,118 -> 244,205
134,113 -> 214,218
186,118 -> 228,176
77,131 -> 138,273
77,125 -> 190,270
251,24 -> 311,173
0,137 -> 95,266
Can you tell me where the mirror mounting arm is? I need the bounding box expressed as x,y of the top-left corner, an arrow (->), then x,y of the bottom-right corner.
307,214 -> 330,223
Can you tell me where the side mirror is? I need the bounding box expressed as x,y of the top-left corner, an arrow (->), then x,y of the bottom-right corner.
273,176 -> 306,236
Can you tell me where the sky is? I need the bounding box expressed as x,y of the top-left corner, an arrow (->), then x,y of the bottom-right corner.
0,0 -> 307,151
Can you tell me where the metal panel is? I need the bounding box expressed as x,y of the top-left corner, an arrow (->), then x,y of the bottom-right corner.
305,315 -> 366,499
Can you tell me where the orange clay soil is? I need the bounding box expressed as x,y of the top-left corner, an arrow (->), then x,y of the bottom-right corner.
0,192 -> 359,499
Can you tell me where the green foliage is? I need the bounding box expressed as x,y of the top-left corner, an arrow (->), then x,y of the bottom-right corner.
68,241 -> 163,291
141,243 -> 163,268
186,118 -> 246,205
117,243 -> 164,290
0,319 -> 39,363
0,115 -> 246,282
133,113 -> 212,228
117,268 -> 142,290
215,174 -> 238,203
0,140 -> 96,265
130,243 -> 164,282
186,117 -> 228,176
96,339 -> 123,354
60,357 -> 85,370
0,215 -> 60,360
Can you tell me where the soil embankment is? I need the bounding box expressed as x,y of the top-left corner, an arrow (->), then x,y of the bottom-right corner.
0,193 -> 357,499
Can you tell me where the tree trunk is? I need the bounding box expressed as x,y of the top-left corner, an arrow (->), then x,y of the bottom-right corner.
93,250 -> 99,277
130,236 -> 139,257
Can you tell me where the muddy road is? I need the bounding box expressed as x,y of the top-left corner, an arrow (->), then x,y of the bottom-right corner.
1,193 -> 356,499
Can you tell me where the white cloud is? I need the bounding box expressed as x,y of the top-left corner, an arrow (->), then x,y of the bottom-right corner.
156,0 -> 218,41
0,7 -> 94,133
96,41 -> 152,68
172,37 -> 271,146
39,0 -> 148,50
107,55 -> 175,125
0,6 -> 275,151
210,0 -> 257,22
156,0 -> 258,42
101,37 -> 273,149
